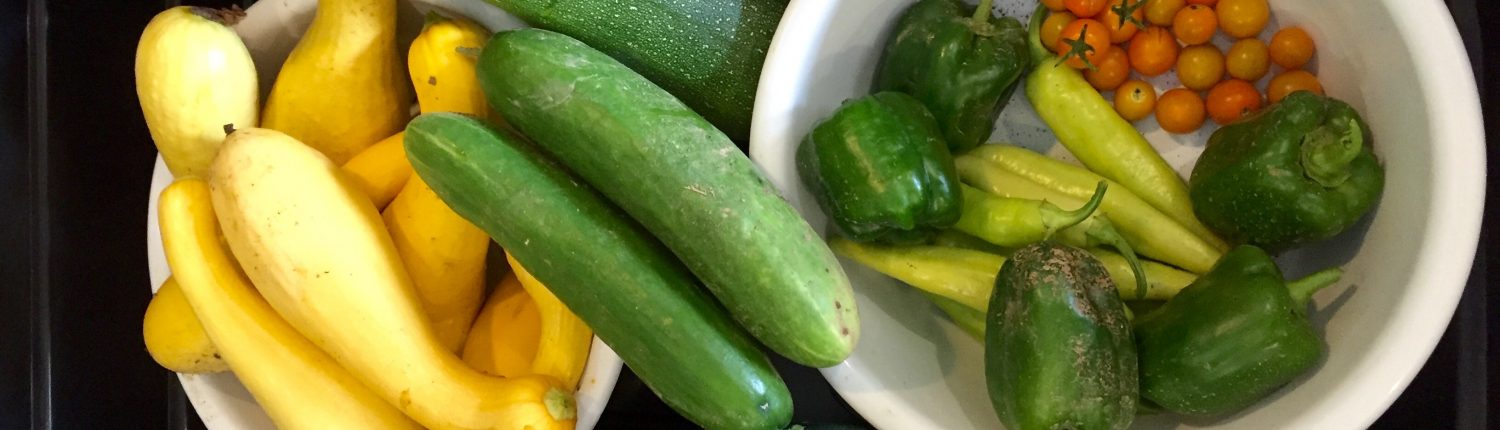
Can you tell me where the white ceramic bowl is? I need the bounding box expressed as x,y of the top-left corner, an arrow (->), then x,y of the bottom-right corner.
750,0 -> 1485,428
142,0 -> 622,428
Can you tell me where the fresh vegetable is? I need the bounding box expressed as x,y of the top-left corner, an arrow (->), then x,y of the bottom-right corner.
1128,26 -> 1179,76
1027,9 -> 1226,252
1085,48 -> 1132,90
409,13 -> 492,117
462,273 -> 543,379
341,132 -> 411,210
797,92 -> 961,244
1206,79 -> 1263,125
1215,0 -> 1268,38
1225,38 -> 1270,81
925,292 -> 987,340
1190,92 -> 1384,251
1136,245 -> 1343,416
209,127 -> 574,430
143,277 -> 227,374
1114,79 -> 1158,121
1044,0 -> 1068,12
382,175 -> 489,352
956,147 -> 1225,273
873,0 -> 1029,151
135,6 -> 258,178
159,178 -> 421,430
481,0 -> 784,142
508,254 -> 594,390
1102,0 -> 1147,43
261,0 -> 411,164
1176,44 -> 1224,91
930,229 -> 1013,255
403,113 -> 791,430
1171,4 -> 1217,45
986,242 -> 1137,430
1268,70 -> 1324,103
1066,0 -> 1110,18
1156,88 -> 1207,133
1056,18 -> 1114,70
1144,0 -> 1186,26
479,29 -> 857,368
954,183 -> 1105,248
1269,26 -> 1316,69
1040,11 -> 1077,49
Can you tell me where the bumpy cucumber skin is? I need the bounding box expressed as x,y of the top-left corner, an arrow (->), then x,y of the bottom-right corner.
482,0 -> 783,142
404,113 -> 791,430
986,242 -> 1137,430
477,29 -> 858,368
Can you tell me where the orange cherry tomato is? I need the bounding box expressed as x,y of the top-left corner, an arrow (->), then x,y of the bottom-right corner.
1225,38 -> 1270,81
1128,26 -> 1179,76
1066,0 -> 1110,18
1044,0 -> 1069,11
1040,11 -> 1078,51
1156,88 -> 1206,133
1086,48 -> 1132,90
1176,44 -> 1225,91
1215,0 -> 1269,38
1114,79 -> 1157,121
1186,0 -> 1217,5
1171,5 -> 1217,45
1055,18 -> 1115,70
1144,0 -> 1185,26
1270,27 -> 1316,69
1206,79 -> 1263,124
1267,70 -> 1324,103
1102,0 -> 1147,43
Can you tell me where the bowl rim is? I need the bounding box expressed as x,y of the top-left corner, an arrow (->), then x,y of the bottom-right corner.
748,0 -> 1486,428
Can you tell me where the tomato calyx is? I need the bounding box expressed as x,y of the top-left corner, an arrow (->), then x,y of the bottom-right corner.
1110,0 -> 1148,30
1057,23 -> 1101,71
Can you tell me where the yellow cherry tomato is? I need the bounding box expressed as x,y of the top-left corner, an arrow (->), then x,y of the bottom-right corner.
1044,0 -> 1068,11
1267,70 -> 1323,103
1216,0 -> 1269,38
1086,48 -> 1132,90
1114,79 -> 1157,121
1225,38 -> 1270,81
1129,26 -> 1179,76
1156,88 -> 1206,133
1172,4 -> 1217,45
1176,44 -> 1225,91
1144,0 -> 1186,26
1041,11 -> 1078,51
1270,27 -> 1316,69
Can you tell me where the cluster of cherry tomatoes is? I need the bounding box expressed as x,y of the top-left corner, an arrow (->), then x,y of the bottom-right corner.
1040,0 -> 1323,133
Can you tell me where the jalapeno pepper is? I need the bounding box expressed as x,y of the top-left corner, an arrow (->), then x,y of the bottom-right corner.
1189,91 -> 1385,251
1135,245 -> 1343,417
797,92 -> 962,243
873,0 -> 1029,152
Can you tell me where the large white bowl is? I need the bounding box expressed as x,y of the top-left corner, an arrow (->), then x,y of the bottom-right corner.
750,0 -> 1485,428
143,0 -> 622,428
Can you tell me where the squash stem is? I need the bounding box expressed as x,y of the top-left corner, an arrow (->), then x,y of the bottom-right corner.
544,387 -> 577,422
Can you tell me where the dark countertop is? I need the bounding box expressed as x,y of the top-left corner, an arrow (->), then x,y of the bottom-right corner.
1,0 -> 1493,428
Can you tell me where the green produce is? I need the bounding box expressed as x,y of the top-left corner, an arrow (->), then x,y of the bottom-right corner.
1024,7 -> 1225,250
1135,245 -> 1342,417
1189,91 -> 1385,251
797,92 -> 962,244
986,242 -> 1137,430
481,0 -> 784,142
923,292 -> 986,340
957,147 -> 1222,274
873,0 -> 1029,151
478,29 -> 857,368
404,113 -> 791,430
928,230 -> 1010,254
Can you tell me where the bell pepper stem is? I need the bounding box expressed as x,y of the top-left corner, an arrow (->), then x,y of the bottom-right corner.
1286,267 -> 1343,308
1082,217 -> 1149,301
1040,181 -> 1107,236
1300,117 -> 1363,188
970,0 -> 995,27
1026,5 -> 1052,64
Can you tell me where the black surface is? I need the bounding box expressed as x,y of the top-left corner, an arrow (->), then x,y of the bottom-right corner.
1,0 -> 1494,428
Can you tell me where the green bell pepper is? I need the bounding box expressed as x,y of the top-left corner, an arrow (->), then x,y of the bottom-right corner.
1135,245 -> 1343,417
1189,91 -> 1385,251
873,0 -> 1028,152
797,92 -> 962,243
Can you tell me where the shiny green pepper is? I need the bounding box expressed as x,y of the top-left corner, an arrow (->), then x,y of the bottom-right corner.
1135,245 -> 1342,417
873,0 -> 1029,152
1189,91 -> 1385,252
797,92 -> 961,243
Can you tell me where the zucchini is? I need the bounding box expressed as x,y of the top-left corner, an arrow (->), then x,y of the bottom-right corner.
478,29 -> 858,367
404,113 -> 792,430
481,0 -> 783,141
986,242 -> 1137,430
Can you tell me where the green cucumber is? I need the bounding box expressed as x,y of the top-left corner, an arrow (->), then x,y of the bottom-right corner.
986,242 -> 1137,430
403,113 -> 791,430
478,29 -> 858,367
481,0 -> 784,142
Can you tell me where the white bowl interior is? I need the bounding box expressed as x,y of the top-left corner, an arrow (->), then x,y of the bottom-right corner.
143,1 -> 621,428
750,0 -> 1485,428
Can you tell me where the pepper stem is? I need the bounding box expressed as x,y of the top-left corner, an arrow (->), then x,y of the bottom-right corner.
1286,267 -> 1343,308
1300,117 -> 1363,188
422,10 -> 448,29
970,0 -> 996,26
1082,217 -> 1149,300
1026,4 -> 1053,65
1040,181 -> 1107,235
